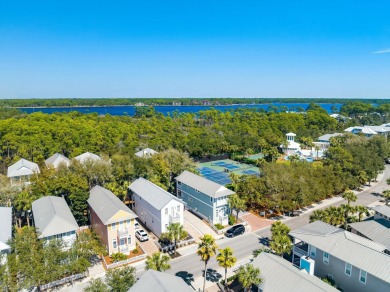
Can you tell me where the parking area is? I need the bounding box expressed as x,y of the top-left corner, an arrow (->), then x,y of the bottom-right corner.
134,220 -> 160,254
184,210 -> 223,240
242,213 -> 273,232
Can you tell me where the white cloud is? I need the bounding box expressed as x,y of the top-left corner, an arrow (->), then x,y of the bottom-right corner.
372,49 -> 390,54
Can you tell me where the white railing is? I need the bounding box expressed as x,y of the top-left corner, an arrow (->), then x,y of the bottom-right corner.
102,244 -> 147,270
293,246 -> 308,256
169,214 -> 181,223
117,228 -> 128,238
157,236 -> 195,252
39,272 -> 87,290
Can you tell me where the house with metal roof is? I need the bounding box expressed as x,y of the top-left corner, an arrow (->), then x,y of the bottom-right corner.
280,133 -> 301,155
129,178 -> 184,236
135,148 -> 158,158
0,207 -> 12,255
372,205 -> 390,221
44,152 -> 70,169
7,158 -> 40,185
88,185 -> 137,255
74,152 -> 101,164
289,221 -> 390,292
252,252 -> 338,292
175,170 -> 235,225
349,219 -> 390,253
344,125 -> 390,138
128,269 -> 193,292
32,196 -> 79,247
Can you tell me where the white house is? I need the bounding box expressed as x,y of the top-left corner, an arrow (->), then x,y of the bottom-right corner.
129,178 -> 184,236
0,207 -> 12,257
281,133 -> 301,155
135,148 -> 158,158
7,158 -> 40,185
45,152 -> 70,169
74,152 -> 101,164
32,196 -> 79,248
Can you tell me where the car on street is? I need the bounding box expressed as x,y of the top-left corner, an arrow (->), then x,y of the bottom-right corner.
225,224 -> 245,238
136,229 -> 149,242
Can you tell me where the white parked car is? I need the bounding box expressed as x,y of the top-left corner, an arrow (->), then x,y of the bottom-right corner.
136,230 -> 149,242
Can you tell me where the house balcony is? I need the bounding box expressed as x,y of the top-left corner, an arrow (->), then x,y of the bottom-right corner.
117,228 -> 128,239
293,242 -> 309,257
169,214 -> 181,223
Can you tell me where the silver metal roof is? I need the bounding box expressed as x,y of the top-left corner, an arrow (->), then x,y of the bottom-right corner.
128,270 -> 194,292
74,152 -> 101,164
373,205 -> 390,218
129,178 -> 183,211
88,185 -> 137,225
135,148 -> 158,158
175,170 -> 235,199
32,196 -> 79,238
317,133 -> 343,142
7,158 -> 40,178
290,221 -> 390,283
0,207 -> 12,249
44,153 -> 70,168
349,219 -> 390,250
252,253 -> 338,292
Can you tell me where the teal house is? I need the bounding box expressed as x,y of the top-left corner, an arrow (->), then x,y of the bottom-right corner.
175,170 -> 235,225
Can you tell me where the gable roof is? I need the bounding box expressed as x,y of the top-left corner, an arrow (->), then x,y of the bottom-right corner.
88,186 -> 137,225
175,171 -> 235,199
74,152 -> 101,164
128,270 -> 193,292
290,221 -> 390,283
45,153 -> 70,168
317,133 -> 343,142
349,219 -> 390,250
7,158 -> 40,178
32,196 -> 79,238
135,148 -> 158,158
129,178 -> 183,210
252,253 -> 337,292
373,205 -> 390,218
0,207 -> 12,250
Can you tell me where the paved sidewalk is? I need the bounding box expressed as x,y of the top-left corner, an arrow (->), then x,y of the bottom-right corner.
184,210 -> 222,239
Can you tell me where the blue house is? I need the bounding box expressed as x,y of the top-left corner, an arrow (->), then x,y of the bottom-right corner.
175,171 -> 235,225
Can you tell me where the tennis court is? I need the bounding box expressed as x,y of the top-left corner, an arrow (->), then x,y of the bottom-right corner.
247,153 -> 264,160
198,159 -> 260,186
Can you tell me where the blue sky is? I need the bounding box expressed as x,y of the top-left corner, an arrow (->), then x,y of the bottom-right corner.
1,1 -> 390,98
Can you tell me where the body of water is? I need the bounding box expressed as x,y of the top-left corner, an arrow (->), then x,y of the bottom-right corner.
19,103 -> 342,116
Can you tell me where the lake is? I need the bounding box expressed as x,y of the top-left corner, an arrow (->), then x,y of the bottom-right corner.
19,103 -> 342,116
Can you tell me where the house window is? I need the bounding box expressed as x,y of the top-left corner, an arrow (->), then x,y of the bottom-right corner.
128,235 -> 132,245
165,208 -> 168,215
310,246 -> 316,258
177,205 -> 180,212
210,197 -> 213,202
345,263 -> 352,277
323,252 -> 329,264
112,223 -> 117,230
113,239 -> 117,249
127,219 -> 130,225
359,270 -> 367,284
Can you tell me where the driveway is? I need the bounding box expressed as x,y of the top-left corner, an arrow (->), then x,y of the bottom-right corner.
241,213 -> 273,232
184,210 -> 222,239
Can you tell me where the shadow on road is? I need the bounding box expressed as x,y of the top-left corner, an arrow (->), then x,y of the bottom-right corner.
175,271 -> 194,285
205,268 -> 222,283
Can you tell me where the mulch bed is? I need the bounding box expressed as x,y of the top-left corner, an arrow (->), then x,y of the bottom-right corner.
103,245 -> 145,265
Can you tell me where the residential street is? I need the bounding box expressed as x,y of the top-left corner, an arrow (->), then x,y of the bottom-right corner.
60,165 -> 390,291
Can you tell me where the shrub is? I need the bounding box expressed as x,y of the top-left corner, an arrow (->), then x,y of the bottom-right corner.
228,214 -> 236,225
322,276 -> 337,287
214,223 -> 224,230
110,252 -> 127,262
132,248 -> 139,254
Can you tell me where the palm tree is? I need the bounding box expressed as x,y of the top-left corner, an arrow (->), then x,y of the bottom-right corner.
216,247 -> 237,289
355,205 -> 369,222
228,173 -> 241,192
340,204 -> 355,230
342,190 -> 357,206
166,223 -> 187,255
145,252 -> 171,272
271,221 -> 290,237
237,264 -> 261,292
14,191 -> 34,227
227,194 -> 246,222
383,189 -> 390,205
197,234 -> 218,292
309,209 -> 326,223
270,234 -> 292,256
326,206 -> 344,226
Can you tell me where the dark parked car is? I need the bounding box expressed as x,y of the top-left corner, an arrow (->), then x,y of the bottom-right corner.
225,224 -> 245,238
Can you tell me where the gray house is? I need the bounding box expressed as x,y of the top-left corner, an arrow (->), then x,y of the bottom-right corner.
45,152 -> 70,169
0,207 -> 12,255
175,170 -> 235,225
32,196 -> 79,247
128,269 -> 193,292
290,221 -> 390,292
372,205 -> 390,221
252,252 -> 338,292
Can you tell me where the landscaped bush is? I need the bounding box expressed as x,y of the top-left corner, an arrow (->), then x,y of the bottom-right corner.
110,252 -> 127,262
228,214 -> 236,225
214,223 -> 224,230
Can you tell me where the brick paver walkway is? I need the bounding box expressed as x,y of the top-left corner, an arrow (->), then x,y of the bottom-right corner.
242,213 -> 273,232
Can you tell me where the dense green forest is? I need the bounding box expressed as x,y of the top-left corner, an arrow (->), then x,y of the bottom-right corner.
1,97 -> 390,107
